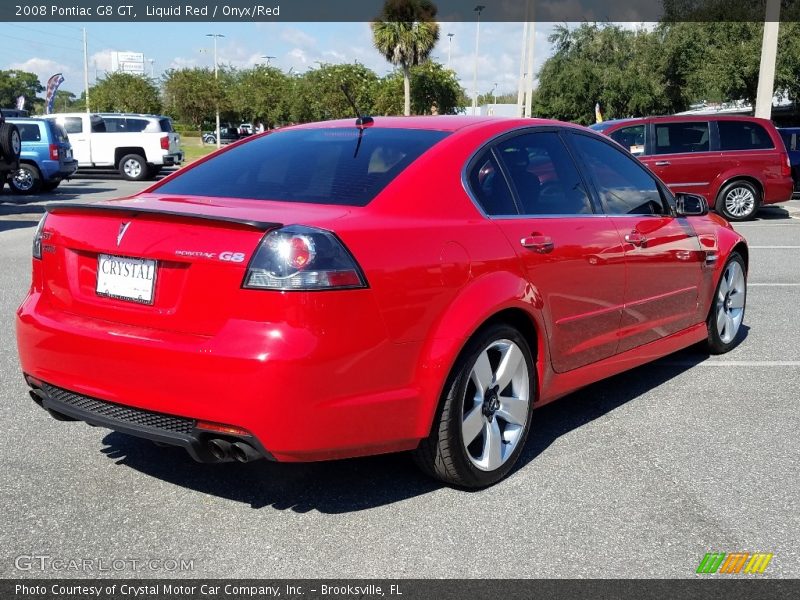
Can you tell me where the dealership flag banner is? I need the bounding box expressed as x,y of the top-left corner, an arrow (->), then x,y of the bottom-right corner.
45,73 -> 65,115
16,95 -> 25,110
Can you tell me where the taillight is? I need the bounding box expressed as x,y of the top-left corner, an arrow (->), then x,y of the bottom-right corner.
32,214 -> 47,259
160,135 -> 169,150
49,144 -> 59,160
781,152 -> 791,177
244,225 -> 366,291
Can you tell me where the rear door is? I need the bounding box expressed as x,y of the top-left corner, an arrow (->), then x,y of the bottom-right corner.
567,131 -> 705,352
642,120 -> 724,202
470,129 -> 627,373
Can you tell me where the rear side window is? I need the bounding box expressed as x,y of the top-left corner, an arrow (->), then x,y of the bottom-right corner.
102,118 -> 124,132
52,124 -> 69,143
91,118 -> 106,133
468,153 -> 517,216
610,125 -> 646,156
571,133 -> 666,215
17,123 -> 42,142
60,117 -> 83,134
155,127 -> 449,206
125,118 -> 149,132
158,118 -> 173,132
496,132 -> 592,215
654,122 -> 710,154
719,121 -> 774,150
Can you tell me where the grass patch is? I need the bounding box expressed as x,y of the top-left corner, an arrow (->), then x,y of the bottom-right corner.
181,137 -> 218,163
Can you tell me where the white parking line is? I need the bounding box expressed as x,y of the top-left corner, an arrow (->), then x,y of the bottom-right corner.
749,283 -> 800,287
659,361 -> 800,367
749,246 -> 800,249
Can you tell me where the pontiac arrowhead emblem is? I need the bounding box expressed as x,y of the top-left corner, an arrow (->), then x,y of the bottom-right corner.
117,222 -> 131,246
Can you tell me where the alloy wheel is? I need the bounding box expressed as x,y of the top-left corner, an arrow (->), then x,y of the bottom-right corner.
724,187 -> 756,218
715,260 -> 746,344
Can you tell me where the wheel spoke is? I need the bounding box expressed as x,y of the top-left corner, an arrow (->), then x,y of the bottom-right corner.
716,305 -> 727,335
729,291 -> 745,309
480,419 -> 503,471
495,343 -> 523,392
496,395 -> 527,426
462,405 -> 484,446
725,314 -> 736,340
717,274 -> 730,299
470,350 -> 493,393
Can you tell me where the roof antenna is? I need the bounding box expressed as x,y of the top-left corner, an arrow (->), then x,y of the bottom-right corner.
341,84 -> 374,128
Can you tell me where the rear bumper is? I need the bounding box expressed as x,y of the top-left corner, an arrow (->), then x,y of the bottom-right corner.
161,152 -> 183,166
28,380 -> 272,463
16,291 -> 425,462
40,159 -> 78,181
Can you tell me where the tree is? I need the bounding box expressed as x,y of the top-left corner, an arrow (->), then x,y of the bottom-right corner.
374,62 -> 465,115
371,0 -> 440,116
53,90 -> 77,112
291,63 -> 379,123
227,65 -> 292,128
0,69 -> 43,109
162,68 -> 224,133
89,72 -> 161,113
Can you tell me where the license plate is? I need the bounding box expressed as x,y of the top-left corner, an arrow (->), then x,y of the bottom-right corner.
96,254 -> 156,305
65,148 -> 72,158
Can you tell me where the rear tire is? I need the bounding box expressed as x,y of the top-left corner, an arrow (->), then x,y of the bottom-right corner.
119,154 -> 148,181
413,323 -> 535,488
707,252 -> 747,354
0,123 -> 21,161
716,180 -> 760,221
9,163 -> 42,195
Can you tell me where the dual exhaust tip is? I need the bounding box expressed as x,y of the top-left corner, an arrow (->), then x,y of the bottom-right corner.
207,438 -> 262,463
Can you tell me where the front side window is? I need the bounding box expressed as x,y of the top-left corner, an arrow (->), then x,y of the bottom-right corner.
654,122 -> 710,154
610,125 -> 646,156
496,131 -> 592,215
60,117 -> 83,134
571,133 -> 666,216
719,121 -> 774,151
155,127 -> 448,206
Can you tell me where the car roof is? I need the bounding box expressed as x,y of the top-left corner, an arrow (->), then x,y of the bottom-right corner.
288,115 -> 582,133
6,117 -> 49,124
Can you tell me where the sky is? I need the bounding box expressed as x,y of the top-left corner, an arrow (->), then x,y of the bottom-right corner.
0,21 -> 565,101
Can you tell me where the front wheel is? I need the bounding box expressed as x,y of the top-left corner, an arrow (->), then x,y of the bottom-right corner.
716,180 -> 760,221
119,154 -> 148,181
707,253 -> 747,354
9,164 -> 42,195
414,323 -> 535,488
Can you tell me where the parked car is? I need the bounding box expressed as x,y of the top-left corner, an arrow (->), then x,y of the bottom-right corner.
0,111 -> 21,188
591,115 -> 793,221
6,118 -> 78,194
202,126 -> 240,145
43,113 -> 183,181
778,127 -> 800,195
17,116 -> 748,488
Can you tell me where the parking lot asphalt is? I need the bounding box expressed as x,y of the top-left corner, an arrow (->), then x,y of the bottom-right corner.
1,176 -> 798,579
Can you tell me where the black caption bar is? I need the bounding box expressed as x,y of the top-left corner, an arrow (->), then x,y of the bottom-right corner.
2,579 -> 800,600
1,0 -> 799,22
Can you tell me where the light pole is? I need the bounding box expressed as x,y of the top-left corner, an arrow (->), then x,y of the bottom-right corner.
492,82 -> 497,114
147,58 -> 155,78
755,0 -> 780,119
447,32 -> 454,69
206,33 -> 225,149
261,55 -> 276,66
472,5 -> 485,112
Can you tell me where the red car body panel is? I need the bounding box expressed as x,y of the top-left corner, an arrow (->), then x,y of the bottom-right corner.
598,115 -> 793,207
16,117 -> 748,463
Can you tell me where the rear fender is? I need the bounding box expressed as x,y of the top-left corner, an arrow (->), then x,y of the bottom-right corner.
410,270 -> 547,438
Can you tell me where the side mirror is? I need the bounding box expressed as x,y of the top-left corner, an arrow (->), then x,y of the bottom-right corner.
675,193 -> 709,217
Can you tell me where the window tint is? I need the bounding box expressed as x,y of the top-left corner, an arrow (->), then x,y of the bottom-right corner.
155,128 -> 448,206
17,123 -> 42,142
719,120 -> 774,150
125,118 -> 149,132
158,118 -> 173,132
496,132 -> 592,215
654,122 -> 709,154
60,117 -> 83,134
571,133 -> 666,215
90,118 -> 106,133
52,124 -> 69,143
780,131 -> 795,151
610,125 -> 646,156
468,153 -> 517,216
102,118 -> 125,132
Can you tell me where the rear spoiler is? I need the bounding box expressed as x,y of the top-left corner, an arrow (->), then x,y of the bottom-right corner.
45,202 -> 281,231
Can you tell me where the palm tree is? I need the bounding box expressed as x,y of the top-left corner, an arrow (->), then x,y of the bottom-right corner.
371,0 -> 440,116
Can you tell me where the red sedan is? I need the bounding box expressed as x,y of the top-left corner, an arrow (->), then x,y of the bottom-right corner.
16,117 -> 748,488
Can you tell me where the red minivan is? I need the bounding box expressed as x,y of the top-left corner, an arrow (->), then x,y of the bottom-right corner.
591,115 -> 793,221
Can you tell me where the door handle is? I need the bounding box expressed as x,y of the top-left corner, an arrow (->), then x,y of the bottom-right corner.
624,231 -> 647,247
520,235 -> 554,253
654,160 -> 671,166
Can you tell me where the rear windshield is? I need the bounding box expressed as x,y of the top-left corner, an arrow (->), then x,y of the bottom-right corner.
154,127 -> 449,206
